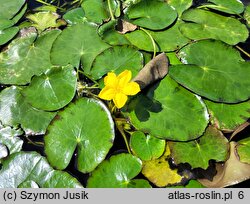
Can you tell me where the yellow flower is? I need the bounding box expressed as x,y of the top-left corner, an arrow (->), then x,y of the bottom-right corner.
98,70 -> 140,108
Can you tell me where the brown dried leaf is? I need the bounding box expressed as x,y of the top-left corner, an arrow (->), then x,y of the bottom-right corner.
229,121 -> 250,141
132,53 -> 168,89
117,20 -> 137,34
198,142 -> 250,187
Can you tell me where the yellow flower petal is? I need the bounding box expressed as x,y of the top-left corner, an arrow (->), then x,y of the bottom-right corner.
104,72 -> 118,87
98,87 -> 116,100
122,81 -> 140,96
117,70 -> 132,87
113,93 -> 128,108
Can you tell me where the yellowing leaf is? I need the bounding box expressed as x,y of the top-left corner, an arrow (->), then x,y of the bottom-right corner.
142,145 -> 183,187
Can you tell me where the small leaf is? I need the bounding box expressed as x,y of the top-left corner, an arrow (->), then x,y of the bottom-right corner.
237,137 -> 250,164
142,145 -> 183,187
169,40 -> 250,103
130,131 -> 165,161
199,142 -> 250,187
132,53 -> 168,89
26,12 -> 66,33
0,152 -> 83,188
0,126 -> 23,155
45,98 -> 115,173
205,100 -> 250,132
22,65 -> 77,111
180,9 -> 248,45
126,76 -> 209,141
126,0 -> 177,30
169,126 -> 229,169
90,45 -> 143,80
87,153 -> 151,187
0,86 -> 56,135
51,22 -> 110,74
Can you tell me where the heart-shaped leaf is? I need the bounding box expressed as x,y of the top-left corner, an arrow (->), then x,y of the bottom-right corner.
205,100 -> 250,132
166,0 -> 193,16
126,0 -> 177,30
169,40 -> 250,103
87,153 -> 151,187
125,21 -> 189,52
0,151 -> 83,188
169,126 -> 229,169
22,65 -> 77,111
130,131 -> 165,161
126,76 -> 209,141
51,22 -> 110,74
0,86 -> 56,135
0,127 -> 23,155
45,97 -> 115,173
63,8 -> 85,24
0,29 -> 61,85
206,0 -> 244,14
236,137 -> 250,164
90,45 -> 143,80
81,0 -> 120,24
179,9 -> 248,45
199,142 -> 250,187
142,145 -> 183,187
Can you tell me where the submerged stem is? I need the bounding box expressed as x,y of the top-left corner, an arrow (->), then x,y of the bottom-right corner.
108,0 -> 115,20
140,27 -> 157,58
236,45 -> 250,59
116,121 -> 132,154
26,137 -> 44,147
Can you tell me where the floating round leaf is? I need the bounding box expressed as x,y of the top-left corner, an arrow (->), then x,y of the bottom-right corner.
126,76 -> 209,141
169,126 -> 229,169
0,29 -> 61,85
51,22 -> 110,74
90,45 -> 143,80
87,153 -> 151,187
22,65 -> 77,111
130,131 -> 165,161
125,21 -> 189,52
0,127 -> 23,155
0,86 -> 56,135
205,100 -> 250,132
180,9 -> 248,45
63,8 -> 85,24
207,0 -> 244,14
169,40 -> 250,103
0,0 -> 26,20
142,145 -> 183,187
237,137 -> 250,164
45,98 -> 115,173
126,0 -> 177,30
0,152 -> 83,188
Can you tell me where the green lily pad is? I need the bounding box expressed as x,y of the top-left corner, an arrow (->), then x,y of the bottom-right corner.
0,0 -> 26,20
26,12 -> 66,33
180,9 -> 248,45
63,8 -> 86,24
126,76 -> 209,141
0,151 -> 83,188
169,126 -> 229,169
0,127 -> 23,155
98,20 -> 131,46
237,137 -> 250,164
45,97 -> 115,173
87,153 -> 151,187
244,5 -> 250,27
81,0 -> 120,24
126,0 -> 177,30
169,40 -> 250,103
51,22 -> 110,74
205,100 -> 250,132
167,0 -> 193,16
22,65 -> 77,111
125,21 -> 189,52
90,45 -> 143,80
130,131 -> 165,161
0,29 -> 61,85
0,26 -> 19,45
0,86 -> 56,135
206,0 -> 244,14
